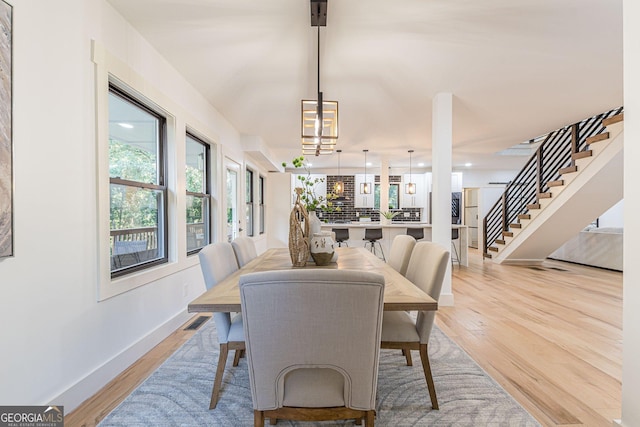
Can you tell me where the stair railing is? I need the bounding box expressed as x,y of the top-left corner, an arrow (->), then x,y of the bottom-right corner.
483,106 -> 623,258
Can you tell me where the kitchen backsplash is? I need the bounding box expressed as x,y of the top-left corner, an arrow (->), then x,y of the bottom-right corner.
321,175 -> 422,223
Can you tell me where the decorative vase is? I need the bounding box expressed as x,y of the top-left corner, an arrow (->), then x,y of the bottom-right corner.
310,231 -> 335,266
289,188 -> 310,267
308,210 -> 323,235
381,217 -> 391,225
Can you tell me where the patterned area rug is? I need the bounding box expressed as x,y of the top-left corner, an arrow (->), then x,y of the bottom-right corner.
100,318 -> 540,426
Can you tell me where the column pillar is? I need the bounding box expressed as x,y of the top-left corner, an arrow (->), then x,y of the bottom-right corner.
432,92 -> 454,306
380,157 -> 390,214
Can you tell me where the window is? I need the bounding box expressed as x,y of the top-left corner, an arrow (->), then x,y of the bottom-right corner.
374,183 -> 400,210
259,175 -> 265,234
108,84 -> 168,277
186,133 -> 211,254
246,168 -> 254,237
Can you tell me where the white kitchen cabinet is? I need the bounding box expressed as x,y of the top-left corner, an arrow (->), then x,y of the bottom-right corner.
400,173 -> 427,208
451,172 -> 463,192
354,174 -> 374,208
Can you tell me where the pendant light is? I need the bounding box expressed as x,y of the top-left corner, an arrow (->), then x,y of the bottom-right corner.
334,149 -> 344,195
405,149 -> 416,195
360,149 -> 371,194
301,1 -> 338,156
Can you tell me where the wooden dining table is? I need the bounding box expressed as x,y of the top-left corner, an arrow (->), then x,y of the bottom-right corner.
188,246 -> 437,313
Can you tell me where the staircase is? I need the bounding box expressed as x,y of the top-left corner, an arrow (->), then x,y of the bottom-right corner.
483,109 -> 624,264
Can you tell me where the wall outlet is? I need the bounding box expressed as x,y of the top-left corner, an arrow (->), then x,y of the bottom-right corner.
404,212 -> 410,218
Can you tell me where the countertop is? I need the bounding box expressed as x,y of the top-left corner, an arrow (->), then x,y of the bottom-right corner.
321,222 -> 467,228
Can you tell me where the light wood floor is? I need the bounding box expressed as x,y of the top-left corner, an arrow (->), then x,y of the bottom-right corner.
67,249 -> 622,427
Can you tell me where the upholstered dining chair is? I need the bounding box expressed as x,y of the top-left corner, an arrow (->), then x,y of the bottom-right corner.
387,234 -> 416,276
198,242 -> 244,409
380,241 -> 449,410
231,236 -> 258,267
240,269 -> 385,426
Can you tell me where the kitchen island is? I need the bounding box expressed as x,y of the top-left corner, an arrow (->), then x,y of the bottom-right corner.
320,222 -> 468,266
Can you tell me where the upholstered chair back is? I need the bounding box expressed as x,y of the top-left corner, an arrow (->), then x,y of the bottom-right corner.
240,269 -> 385,412
405,241 -> 449,343
231,236 -> 258,267
388,235 -> 417,276
198,242 -> 240,344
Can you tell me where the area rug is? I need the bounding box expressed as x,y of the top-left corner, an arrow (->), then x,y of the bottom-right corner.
99,318 -> 540,426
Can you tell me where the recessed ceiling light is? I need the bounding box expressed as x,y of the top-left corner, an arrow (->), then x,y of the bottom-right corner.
118,122 -> 134,129
465,162 -> 472,167
418,162 -> 425,167
366,162 -> 372,167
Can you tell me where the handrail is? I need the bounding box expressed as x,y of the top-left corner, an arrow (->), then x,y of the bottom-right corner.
482,107 -> 623,258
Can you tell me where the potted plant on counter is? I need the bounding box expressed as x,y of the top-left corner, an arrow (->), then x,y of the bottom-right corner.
378,210 -> 400,225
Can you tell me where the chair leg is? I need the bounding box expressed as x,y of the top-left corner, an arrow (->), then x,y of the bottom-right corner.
355,418 -> 362,425
402,348 -> 413,366
232,349 -> 242,366
365,410 -> 375,426
419,343 -> 439,410
376,241 -> 386,261
210,343 -> 229,409
451,240 -> 460,266
254,410 -> 264,427
269,417 -> 277,425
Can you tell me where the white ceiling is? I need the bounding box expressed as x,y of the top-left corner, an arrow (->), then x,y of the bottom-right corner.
107,0 -> 623,172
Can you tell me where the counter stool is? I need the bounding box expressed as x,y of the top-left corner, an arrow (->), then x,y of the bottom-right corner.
332,228 -> 350,247
406,227 -> 424,240
364,228 -> 385,261
451,228 -> 460,266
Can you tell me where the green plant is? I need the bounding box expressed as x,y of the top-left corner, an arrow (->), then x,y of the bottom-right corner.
282,156 -> 341,213
378,210 -> 400,220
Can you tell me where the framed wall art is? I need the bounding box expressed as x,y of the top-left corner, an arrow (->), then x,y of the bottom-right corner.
0,0 -> 12,258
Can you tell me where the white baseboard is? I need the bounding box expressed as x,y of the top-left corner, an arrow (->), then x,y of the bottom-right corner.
51,310 -> 193,413
439,292 -> 454,307
612,419 -> 623,426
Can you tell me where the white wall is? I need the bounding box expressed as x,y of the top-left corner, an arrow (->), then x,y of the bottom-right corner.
599,200 -> 624,228
0,0 -> 267,411
621,1 -> 640,425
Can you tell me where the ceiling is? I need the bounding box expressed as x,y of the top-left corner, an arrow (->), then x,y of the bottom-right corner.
107,0 -> 623,172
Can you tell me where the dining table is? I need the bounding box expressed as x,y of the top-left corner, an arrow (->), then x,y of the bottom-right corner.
188,246 -> 437,314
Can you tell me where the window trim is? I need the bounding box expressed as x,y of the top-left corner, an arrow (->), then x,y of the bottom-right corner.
185,131 -> 212,255
259,175 -> 265,235
109,83 -> 169,279
246,168 -> 255,237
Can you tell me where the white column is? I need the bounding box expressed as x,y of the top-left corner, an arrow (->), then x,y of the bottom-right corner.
432,92 -> 454,306
380,157 -> 390,213
621,1 -> 640,426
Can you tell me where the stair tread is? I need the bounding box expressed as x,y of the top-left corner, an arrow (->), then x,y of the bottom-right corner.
527,203 -> 541,210
488,247 -> 499,252
483,253 -> 493,259
547,180 -> 564,187
537,192 -> 552,199
586,132 -> 609,144
572,150 -> 593,160
496,239 -> 505,245
602,113 -> 623,126
502,231 -> 514,237
559,165 -> 578,174
518,214 -> 531,220
510,223 -> 522,229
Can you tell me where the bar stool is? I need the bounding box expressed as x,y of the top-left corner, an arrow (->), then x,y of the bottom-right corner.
451,228 -> 460,266
332,228 -> 350,247
363,228 -> 385,261
406,227 -> 424,240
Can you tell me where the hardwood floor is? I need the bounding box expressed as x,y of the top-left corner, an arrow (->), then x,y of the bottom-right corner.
67,249 -> 622,427
439,250 -> 622,426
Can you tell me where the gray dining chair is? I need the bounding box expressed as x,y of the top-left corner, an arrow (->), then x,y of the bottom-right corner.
387,234 -> 416,276
231,236 -> 258,267
240,269 -> 385,426
198,242 -> 244,409
380,241 -> 449,410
